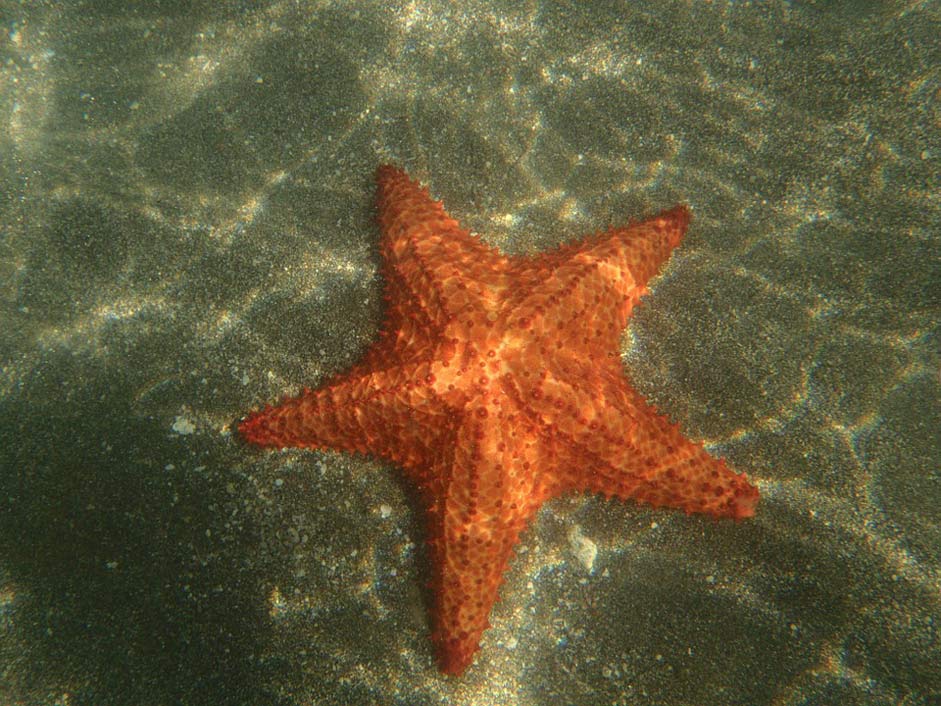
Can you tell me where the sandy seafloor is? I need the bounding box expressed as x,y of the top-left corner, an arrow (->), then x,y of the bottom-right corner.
1,1 -> 939,704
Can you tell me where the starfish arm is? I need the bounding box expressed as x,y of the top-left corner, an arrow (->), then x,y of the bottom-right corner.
376,165 -> 512,322
238,364 -> 457,477
512,361 -> 758,519
506,207 -> 690,358
423,412 -> 551,675
580,375 -> 758,518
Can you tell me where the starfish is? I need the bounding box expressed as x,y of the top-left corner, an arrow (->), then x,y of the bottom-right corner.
239,165 -> 759,675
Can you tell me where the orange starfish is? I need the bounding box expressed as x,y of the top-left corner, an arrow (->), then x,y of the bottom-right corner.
239,165 -> 759,675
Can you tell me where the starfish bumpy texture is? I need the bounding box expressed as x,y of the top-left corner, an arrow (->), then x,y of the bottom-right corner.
239,165 -> 759,675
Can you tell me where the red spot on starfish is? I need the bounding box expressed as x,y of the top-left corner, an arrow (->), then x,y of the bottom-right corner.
239,165 -> 759,675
